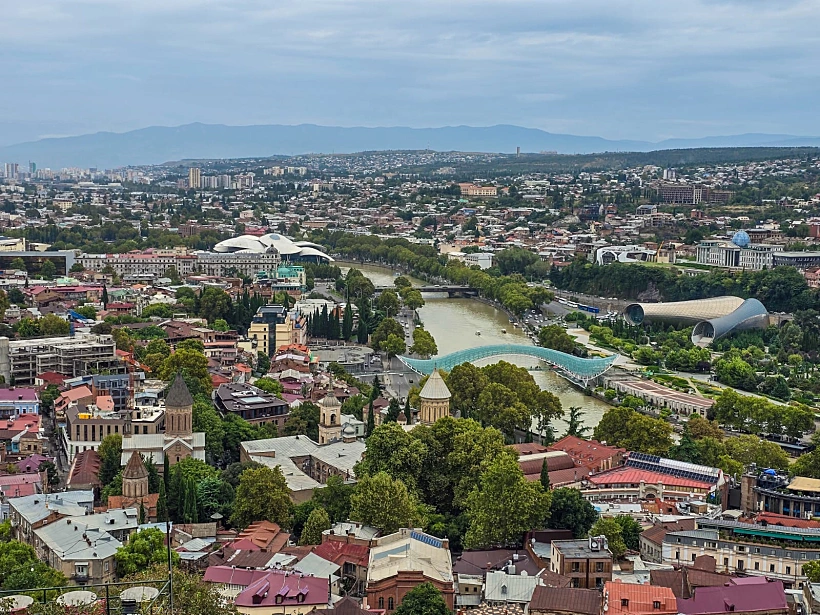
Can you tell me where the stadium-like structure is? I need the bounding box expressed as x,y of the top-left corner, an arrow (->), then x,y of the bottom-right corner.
624,296 -> 769,347
398,344 -> 617,386
212,233 -> 333,263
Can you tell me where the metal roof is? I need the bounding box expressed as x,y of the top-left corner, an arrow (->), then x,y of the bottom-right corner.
399,344 -> 617,383
419,369 -> 451,400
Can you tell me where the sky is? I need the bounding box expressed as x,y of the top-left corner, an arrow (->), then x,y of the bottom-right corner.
1,0 -> 819,146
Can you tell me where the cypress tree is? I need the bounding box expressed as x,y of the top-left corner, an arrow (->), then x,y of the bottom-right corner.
403,397 -> 411,424
320,305 -> 329,338
183,476 -> 199,523
357,313 -> 368,344
366,401 -> 375,437
540,457 -> 551,491
328,308 -> 341,340
342,302 -> 353,341
163,455 -> 170,489
138,502 -> 146,525
157,481 -> 168,522
102,285 -> 109,309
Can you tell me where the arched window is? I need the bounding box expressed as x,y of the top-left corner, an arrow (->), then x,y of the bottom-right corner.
330,413 -> 336,425
388,597 -> 394,610
378,597 -> 384,609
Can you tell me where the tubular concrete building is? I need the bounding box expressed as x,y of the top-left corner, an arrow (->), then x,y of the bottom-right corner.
623,296 -> 769,347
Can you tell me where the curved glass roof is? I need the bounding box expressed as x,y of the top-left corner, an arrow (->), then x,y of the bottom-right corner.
691,298 -> 769,347
398,344 -> 617,381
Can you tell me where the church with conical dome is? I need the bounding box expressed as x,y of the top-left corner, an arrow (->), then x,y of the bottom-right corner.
121,373 -> 206,468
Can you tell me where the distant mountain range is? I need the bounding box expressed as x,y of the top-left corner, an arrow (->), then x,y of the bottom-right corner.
2,122 -> 820,169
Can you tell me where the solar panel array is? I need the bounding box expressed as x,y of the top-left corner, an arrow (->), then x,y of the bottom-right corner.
627,452 -> 719,484
411,531 -> 443,549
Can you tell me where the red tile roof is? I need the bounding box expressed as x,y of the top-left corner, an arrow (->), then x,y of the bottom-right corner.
589,467 -> 712,491
755,512 -> 820,529
530,586 -> 601,615
312,540 -> 369,568
605,581 -> 677,615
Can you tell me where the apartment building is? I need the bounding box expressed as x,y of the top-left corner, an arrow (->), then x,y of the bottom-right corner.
195,252 -> 281,277
0,334 -> 118,385
214,382 -> 290,429
550,537 -> 613,589
458,183 -> 498,198
248,305 -> 289,356
740,472 -> 820,519
772,252 -> 820,270
661,519 -> 820,588
78,252 -> 198,277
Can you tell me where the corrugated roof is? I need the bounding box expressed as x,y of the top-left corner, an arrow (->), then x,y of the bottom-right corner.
677,580 -> 787,615
787,476 -> 820,493
529,586 -> 601,615
419,369 -> 451,400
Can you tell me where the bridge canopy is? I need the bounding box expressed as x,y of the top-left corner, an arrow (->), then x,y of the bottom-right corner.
398,344 -> 617,383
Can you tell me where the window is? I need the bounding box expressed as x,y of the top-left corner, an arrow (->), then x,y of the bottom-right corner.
378,598 -> 384,609
770,564 -> 775,573
692,555 -> 697,562
388,598 -> 394,610
621,599 -> 629,607
596,562 -> 604,572
572,562 -> 580,572
706,541 -> 717,549
596,578 -> 604,589
754,562 -> 759,570
104,561 -> 109,572
653,601 -> 661,610
786,566 -> 791,575
724,558 -> 729,567
755,548 -> 760,554
736,546 -> 746,553
737,561 -> 744,571
676,551 -> 680,560
501,585 -> 507,595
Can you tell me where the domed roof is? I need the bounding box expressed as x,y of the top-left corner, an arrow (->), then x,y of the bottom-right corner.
419,369 -> 451,400
319,393 -> 341,408
732,230 -> 751,247
212,233 -> 333,261
342,423 -> 356,436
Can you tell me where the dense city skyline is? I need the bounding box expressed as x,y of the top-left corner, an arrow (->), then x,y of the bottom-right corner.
2,1 -> 820,146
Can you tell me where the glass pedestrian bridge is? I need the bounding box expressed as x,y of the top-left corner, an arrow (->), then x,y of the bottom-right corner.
398,344 -> 617,386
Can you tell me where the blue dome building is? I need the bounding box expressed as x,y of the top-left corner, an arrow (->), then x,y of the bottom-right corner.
732,230 -> 751,247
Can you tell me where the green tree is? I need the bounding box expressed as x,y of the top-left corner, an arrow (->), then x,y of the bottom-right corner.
39,461 -> 60,490
16,317 -> 40,338
75,305 -> 97,320
593,406 -> 673,456
342,302 -> 354,341
141,303 -> 174,318
355,422 -> 427,492
371,317 -> 404,349
366,400 -> 375,437
253,377 -> 284,396
349,471 -> 421,534
39,314 -> 69,336
212,318 -> 230,332
540,457 -> 550,491
198,287 -> 232,324
299,507 -> 331,546
792,448 -> 820,479
230,466 -> 292,529
724,435 -> 789,472
446,363 -> 489,420
9,257 -> 26,272
377,290 -> 400,318
115,527 -> 179,577
394,582 -> 451,615
283,402 -> 320,441
464,455 -> 551,549
402,289 -> 425,311
563,406 -> 590,438
98,434 -> 123,486
546,487 -> 598,538
589,517 -> 626,559
410,327 -> 437,358
538,325 -> 577,354
394,276 -> 412,290
158,349 -> 212,396
40,259 -> 57,280
615,515 -> 642,551
312,475 -> 355,524
123,565 -> 238,615
803,560 -> 820,583
381,333 -> 406,358
0,540 -> 66,592
256,351 -> 271,374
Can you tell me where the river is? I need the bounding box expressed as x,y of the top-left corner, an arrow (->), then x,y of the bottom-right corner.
339,263 -> 611,432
